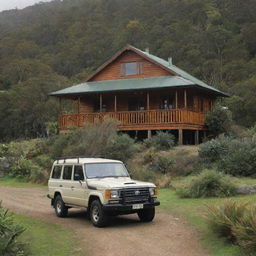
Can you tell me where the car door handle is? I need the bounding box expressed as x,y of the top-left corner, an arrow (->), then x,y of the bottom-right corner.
59,185 -> 63,187
71,186 -> 74,189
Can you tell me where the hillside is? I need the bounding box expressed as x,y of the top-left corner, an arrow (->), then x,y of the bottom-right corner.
0,0 -> 256,141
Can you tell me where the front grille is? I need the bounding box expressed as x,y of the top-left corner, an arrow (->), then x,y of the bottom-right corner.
120,187 -> 150,204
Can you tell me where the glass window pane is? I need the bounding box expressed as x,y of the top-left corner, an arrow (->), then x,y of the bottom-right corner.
124,62 -> 137,75
74,166 -> 84,181
63,166 -> 73,180
52,166 -> 62,179
85,163 -> 129,179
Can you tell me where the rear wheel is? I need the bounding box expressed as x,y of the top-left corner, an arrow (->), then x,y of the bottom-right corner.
54,195 -> 68,217
90,200 -> 108,227
137,207 -> 155,222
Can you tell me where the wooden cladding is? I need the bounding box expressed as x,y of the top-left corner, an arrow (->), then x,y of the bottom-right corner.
90,51 -> 171,81
59,109 -> 206,131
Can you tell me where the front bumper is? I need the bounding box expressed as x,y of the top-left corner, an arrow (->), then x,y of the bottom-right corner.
102,200 -> 160,212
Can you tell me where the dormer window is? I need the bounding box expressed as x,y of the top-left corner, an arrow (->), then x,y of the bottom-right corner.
121,62 -> 142,76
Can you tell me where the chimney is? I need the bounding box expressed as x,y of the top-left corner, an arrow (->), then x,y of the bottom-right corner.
145,48 -> 149,54
168,57 -> 172,65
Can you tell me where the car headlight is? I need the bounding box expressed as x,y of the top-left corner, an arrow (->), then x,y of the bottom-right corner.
149,187 -> 157,197
105,190 -> 119,199
110,190 -> 119,199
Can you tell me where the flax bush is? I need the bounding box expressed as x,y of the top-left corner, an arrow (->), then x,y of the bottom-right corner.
0,203 -> 27,256
206,200 -> 256,255
177,170 -> 237,198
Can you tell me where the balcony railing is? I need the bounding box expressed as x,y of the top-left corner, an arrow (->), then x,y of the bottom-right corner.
59,109 -> 206,131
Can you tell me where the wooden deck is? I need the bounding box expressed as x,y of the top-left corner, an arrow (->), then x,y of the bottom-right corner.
59,109 -> 206,131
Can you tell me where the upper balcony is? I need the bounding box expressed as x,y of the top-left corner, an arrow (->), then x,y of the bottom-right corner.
59,108 -> 206,132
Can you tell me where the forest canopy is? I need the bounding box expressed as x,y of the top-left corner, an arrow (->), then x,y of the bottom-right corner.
0,0 -> 255,141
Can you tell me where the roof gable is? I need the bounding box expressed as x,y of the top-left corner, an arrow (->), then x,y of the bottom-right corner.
87,45 -> 176,82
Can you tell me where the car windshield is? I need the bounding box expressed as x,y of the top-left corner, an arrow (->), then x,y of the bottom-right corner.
85,163 -> 129,179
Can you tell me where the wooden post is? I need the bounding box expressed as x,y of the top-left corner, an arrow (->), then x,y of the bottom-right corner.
184,89 -> 187,109
99,94 -> 102,112
147,130 -> 152,139
59,98 -> 62,113
114,95 -> 117,112
175,90 -> 178,109
147,92 -> 150,110
178,129 -> 183,145
195,130 -> 199,145
77,97 -> 80,114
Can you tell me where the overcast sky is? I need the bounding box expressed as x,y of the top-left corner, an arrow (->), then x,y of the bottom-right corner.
0,0 -> 53,12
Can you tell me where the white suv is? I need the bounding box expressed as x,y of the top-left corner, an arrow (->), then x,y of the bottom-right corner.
48,157 -> 160,227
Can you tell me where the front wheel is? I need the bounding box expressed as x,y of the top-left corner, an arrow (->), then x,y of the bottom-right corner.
90,200 -> 108,227
137,207 -> 155,222
54,195 -> 68,217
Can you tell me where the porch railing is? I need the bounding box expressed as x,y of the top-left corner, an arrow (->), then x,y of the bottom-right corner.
59,109 -> 206,130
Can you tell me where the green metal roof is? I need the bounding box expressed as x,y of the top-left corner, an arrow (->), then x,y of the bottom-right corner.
132,46 -> 223,93
50,76 -> 226,96
50,45 -> 228,97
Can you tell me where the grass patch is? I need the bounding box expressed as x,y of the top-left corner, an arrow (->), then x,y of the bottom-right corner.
14,213 -> 86,256
158,181 -> 256,256
0,176 -> 46,188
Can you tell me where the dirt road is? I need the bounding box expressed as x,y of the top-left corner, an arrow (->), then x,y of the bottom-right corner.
0,186 -> 210,256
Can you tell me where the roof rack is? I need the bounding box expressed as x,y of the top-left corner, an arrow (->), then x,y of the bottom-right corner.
56,155 -> 103,164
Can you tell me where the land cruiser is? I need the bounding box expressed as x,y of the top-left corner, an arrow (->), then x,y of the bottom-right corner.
48,157 -> 160,227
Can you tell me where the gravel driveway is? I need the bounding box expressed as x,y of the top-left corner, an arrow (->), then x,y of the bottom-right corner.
0,186 -> 210,256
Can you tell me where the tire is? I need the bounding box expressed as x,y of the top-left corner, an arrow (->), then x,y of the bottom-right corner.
137,207 -> 155,222
90,200 -> 108,227
54,195 -> 68,217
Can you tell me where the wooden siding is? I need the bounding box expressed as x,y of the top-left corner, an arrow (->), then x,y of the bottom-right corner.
90,51 -> 171,82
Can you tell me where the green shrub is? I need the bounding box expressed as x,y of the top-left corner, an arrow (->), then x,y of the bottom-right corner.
129,167 -> 158,183
49,119 -> 136,163
199,137 -> 256,177
178,170 -> 237,198
149,153 -> 175,174
205,104 -> 233,137
144,131 -> 175,150
105,134 -> 137,163
206,200 -> 248,242
0,203 -> 27,256
218,138 -> 256,176
198,137 -> 231,163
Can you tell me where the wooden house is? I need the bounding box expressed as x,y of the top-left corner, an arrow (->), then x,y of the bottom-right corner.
50,45 -> 227,144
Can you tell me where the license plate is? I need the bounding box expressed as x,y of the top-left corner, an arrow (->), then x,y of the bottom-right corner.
132,204 -> 144,210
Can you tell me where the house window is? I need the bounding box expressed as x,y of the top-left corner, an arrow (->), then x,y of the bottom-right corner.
121,62 -> 142,76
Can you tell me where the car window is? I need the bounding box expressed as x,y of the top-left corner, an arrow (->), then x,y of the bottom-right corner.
63,166 -> 73,180
74,165 -> 84,181
51,165 -> 62,179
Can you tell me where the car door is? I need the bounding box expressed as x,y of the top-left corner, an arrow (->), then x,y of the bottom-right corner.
61,165 -> 74,204
69,165 -> 88,206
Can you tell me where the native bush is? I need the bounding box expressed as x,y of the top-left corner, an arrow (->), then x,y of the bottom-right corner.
205,104 -> 233,137
105,134 -> 137,163
206,200 -> 256,254
199,136 -> 256,177
149,153 -> 175,174
206,200 -> 248,242
144,131 -> 175,150
0,203 -> 27,256
218,138 -> 256,176
177,170 -> 237,198
49,119 -> 137,163
198,137 -> 231,163
234,206 -> 256,253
